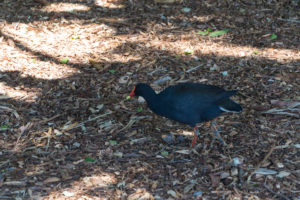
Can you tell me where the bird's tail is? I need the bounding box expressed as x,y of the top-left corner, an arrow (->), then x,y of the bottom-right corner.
218,99 -> 242,113
215,90 -> 242,113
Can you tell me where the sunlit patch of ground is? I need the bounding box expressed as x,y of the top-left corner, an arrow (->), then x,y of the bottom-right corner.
39,3 -> 90,13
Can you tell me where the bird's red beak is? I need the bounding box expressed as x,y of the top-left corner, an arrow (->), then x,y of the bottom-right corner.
127,86 -> 136,99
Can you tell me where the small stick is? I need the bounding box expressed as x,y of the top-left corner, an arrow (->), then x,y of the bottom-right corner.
263,179 -> 290,200
38,114 -> 61,124
68,111 -> 112,131
278,18 -> 300,24
247,145 -> 275,183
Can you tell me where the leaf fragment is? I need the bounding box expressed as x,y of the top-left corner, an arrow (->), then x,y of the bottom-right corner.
209,29 -> 229,37
136,107 -> 143,112
161,151 -> 169,157
109,140 -> 118,145
109,69 -> 116,74
167,190 -> 177,198
85,157 -> 96,162
270,33 -> 277,39
60,58 -> 69,64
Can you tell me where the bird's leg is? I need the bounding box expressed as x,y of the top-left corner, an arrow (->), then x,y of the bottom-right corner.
191,126 -> 199,147
210,120 -> 227,146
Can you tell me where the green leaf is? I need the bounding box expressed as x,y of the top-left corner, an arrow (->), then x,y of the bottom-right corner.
110,140 -> 118,145
0,125 -> 8,130
109,69 -> 116,74
85,157 -> 95,162
198,31 -> 209,36
253,50 -> 260,55
136,107 -> 143,112
72,35 -> 80,39
198,28 -> 212,36
239,8 -> 246,13
161,151 -> 169,157
60,58 -> 69,64
209,29 -> 230,37
184,50 -> 193,55
270,33 -> 277,39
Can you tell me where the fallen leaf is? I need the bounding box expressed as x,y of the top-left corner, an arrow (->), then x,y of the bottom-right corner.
60,58 -> 69,64
254,168 -> 277,175
167,190 -> 177,198
209,29 -> 229,37
44,177 -> 60,183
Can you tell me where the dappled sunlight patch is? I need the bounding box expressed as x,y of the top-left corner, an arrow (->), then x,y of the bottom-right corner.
45,173 -> 118,199
81,173 -> 118,187
40,3 -> 90,13
1,22 -> 119,64
148,38 -> 299,63
0,30 -> 79,80
0,82 -> 41,102
127,188 -> 154,200
94,0 -> 126,8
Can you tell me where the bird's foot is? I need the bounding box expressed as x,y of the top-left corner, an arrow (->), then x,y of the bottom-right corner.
211,120 -> 227,146
191,126 -> 199,147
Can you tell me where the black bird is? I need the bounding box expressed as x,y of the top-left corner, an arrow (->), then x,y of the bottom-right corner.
128,82 -> 242,146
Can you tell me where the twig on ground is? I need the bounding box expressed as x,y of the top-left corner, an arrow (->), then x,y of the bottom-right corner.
13,122 -> 33,151
38,114 -> 61,124
278,18 -> 300,24
263,179 -> 290,200
186,64 -> 203,73
247,144 -> 275,183
67,111 -> 112,131
0,105 -> 20,119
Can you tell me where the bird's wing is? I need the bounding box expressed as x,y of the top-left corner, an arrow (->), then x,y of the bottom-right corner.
160,83 -> 227,102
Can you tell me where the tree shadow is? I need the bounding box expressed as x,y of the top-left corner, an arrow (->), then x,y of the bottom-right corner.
1,0 -> 299,49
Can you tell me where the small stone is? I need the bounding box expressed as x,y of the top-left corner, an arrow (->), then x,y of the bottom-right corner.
222,71 -> 228,76
294,144 -> 300,148
232,157 -> 242,166
277,171 -> 290,178
97,104 -> 104,110
138,96 -> 145,103
276,163 -> 284,168
113,152 -> 123,158
220,172 -> 230,179
231,168 -> 238,176
73,142 -> 80,147
167,190 -> 177,198
193,191 -> 203,197
181,7 -> 191,13
210,64 -> 220,71
119,76 -> 129,84
63,191 -> 74,197
162,134 -> 175,144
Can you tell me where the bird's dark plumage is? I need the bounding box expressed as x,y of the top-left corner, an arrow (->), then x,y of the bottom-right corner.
129,82 -> 242,146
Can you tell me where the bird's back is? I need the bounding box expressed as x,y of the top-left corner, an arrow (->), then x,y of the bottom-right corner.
152,83 -> 233,126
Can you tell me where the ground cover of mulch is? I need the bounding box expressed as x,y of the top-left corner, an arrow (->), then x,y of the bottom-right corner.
0,0 -> 299,199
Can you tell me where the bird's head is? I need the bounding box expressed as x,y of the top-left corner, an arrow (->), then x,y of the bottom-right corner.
127,85 -> 136,99
127,83 -> 149,99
